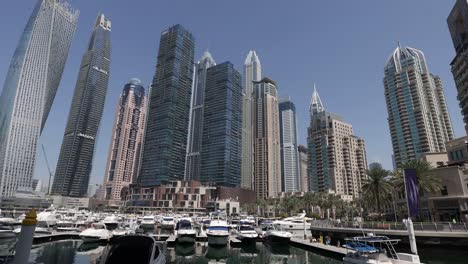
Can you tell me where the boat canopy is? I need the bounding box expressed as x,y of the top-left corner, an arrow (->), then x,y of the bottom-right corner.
343,242 -> 378,253
208,226 -> 228,231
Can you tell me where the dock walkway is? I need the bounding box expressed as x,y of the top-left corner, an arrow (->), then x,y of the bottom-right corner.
290,237 -> 352,256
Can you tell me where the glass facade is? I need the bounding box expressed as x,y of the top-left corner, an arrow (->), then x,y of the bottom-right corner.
279,100 -> 301,192
0,0 -> 78,197
138,25 -> 195,186
52,14 -> 111,197
200,62 -> 242,187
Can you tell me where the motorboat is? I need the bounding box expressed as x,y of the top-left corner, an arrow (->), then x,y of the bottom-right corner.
79,223 -> 112,243
160,216 -> 176,230
343,236 -> 423,264
240,216 -> 256,226
37,208 -> 58,228
235,223 -> 258,243
140,216 -> 156,229
103,215 -> 119,230
0,224 -> 15,239
262,223 -> 292,244
175,218 -> 196,244
272,211 -> 311,230
0,217 -> 20,226
56,220 -> 80,233
13,226 -> 52,236
206,220 -> 229,246
100,235 -> 165,264
201,219 -> 211,230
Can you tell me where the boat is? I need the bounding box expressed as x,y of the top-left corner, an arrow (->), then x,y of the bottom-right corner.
36,208 -> 58,228
175,218 -> 196,244
343,236 -> 422,264
160,216 -> 176,230
0,225 -> 15,239
261,223 -> 292,244
79,223 -> 112,243
272,211 -> 311,230
103,215 -> 119,230
235,223 -> 258,243
140,215 -> 156,229
206,220 -> 229,246
100,235 -> 165,264
56,220 -> 80,233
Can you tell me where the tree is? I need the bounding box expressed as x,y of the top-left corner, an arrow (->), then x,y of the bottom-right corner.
393,159 -> 442,194
362,166 -> 392,217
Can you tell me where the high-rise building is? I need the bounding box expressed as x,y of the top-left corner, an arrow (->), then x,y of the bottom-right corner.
241,51 -> 262,190
200,62 -> 242,187
0,0 -> 78,197
384,45 -> 454,167
102,79 -> 147,206
253,77 -> 281,199
52,14 -> 111,197
448,0 -> 468,134
138,25 -> 195,186
278,99 -> 301,192
308,87 -> 367,199
185,52 -> 216,181
298,145 -> 308,193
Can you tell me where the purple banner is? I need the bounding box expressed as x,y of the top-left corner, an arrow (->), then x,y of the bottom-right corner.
404,169 -> 419,218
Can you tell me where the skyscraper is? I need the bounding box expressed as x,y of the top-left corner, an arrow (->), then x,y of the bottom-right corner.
298,145 -> 309,193
200,62 -> 242,187
279,99 -> 301,192
185,52 -> 216,181
448,0 -> 468,134
253,77 -> 281,199
102,79 -> 147,206
138,25 -> 195,186
384,45 -> 454,167
308,87 -> 367,199
52,14 -> 111,197
0,0 -> 78,197
241,51 -> 262,190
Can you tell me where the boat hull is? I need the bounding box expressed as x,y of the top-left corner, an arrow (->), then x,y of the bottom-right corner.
343,256 -> 392,264
263,234 -> 291,244
80,236 -> 107,243
160,224 -> 174,230
207,234 -> 229,246
177,234 -> 196,244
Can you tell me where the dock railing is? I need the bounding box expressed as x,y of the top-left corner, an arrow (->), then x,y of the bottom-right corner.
310,220 -> 468,233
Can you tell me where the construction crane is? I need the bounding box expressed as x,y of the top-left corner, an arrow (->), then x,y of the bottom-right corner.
41,144 -> 53,195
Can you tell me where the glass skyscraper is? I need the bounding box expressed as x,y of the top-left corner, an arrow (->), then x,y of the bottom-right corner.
138,25 -> 195,186
384,45 -> 454,167
200,62 -> 242,187
448,0 -> 468,134
241,51 -> 261,190
279,99 -> 301,193
185,52 -> 216,181
0,0 -> 78,197
52,14 -> 111,197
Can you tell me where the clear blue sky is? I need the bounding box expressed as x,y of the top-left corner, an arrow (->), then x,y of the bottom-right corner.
0,0 -> 464,186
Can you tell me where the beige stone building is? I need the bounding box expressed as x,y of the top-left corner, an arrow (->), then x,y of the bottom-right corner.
102,79 -> 147,206
252,77 -> 282,199
298,145 -> 309,192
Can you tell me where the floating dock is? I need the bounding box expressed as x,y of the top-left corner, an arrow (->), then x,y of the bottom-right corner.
290,237 -> 353,258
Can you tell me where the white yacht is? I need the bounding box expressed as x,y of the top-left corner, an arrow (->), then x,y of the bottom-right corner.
140,215 -> 156,229
37,208 -> 58,228
235,224 -> 258,243
0,224 -> 16,239
160,216 -> 176,230
262,223 -> 292,244
272,212 -> 311,230
79,223 -> 112,243
13,226 -> 52,236
56,220 -> 80,233
175,218 -> 196,244
206,220 -> 229,246
343,236 -> 422,264
103,215 -> 119,230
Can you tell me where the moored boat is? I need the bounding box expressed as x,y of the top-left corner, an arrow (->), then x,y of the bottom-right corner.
140,215 -> 156,229
100,235 -> 165,264
206,220 -> 229,246
235,223 -> 258,243
79,223 -> 112,243
175,218 -> 196,244
262,223 -> 292,244
160,216 -> 176,230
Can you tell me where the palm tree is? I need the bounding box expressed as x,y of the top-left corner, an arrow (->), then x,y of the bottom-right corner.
361,166 -> 392,216
393,159 -> 442,194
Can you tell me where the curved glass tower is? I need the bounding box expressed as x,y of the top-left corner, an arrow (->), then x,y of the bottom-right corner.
52,14 -> 111,197
0,0 -> 78,197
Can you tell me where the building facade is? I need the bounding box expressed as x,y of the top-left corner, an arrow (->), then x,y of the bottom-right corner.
298,145 -> 309,193
138,24 -> 195,186
308,88 -> 367,199
185,52 -> 216,181
52,14 -> 111,197
279,100 -> 301,192
0,0 -> 78,197
384,45 -> 454,167
200,62 -> 242,187
102,79 -> 147,206
252,77 -> 282,199
241,51 -> 262,190
448,0 -> 468,134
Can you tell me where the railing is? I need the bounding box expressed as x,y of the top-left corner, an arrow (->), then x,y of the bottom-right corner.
310,220 -> 468,233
